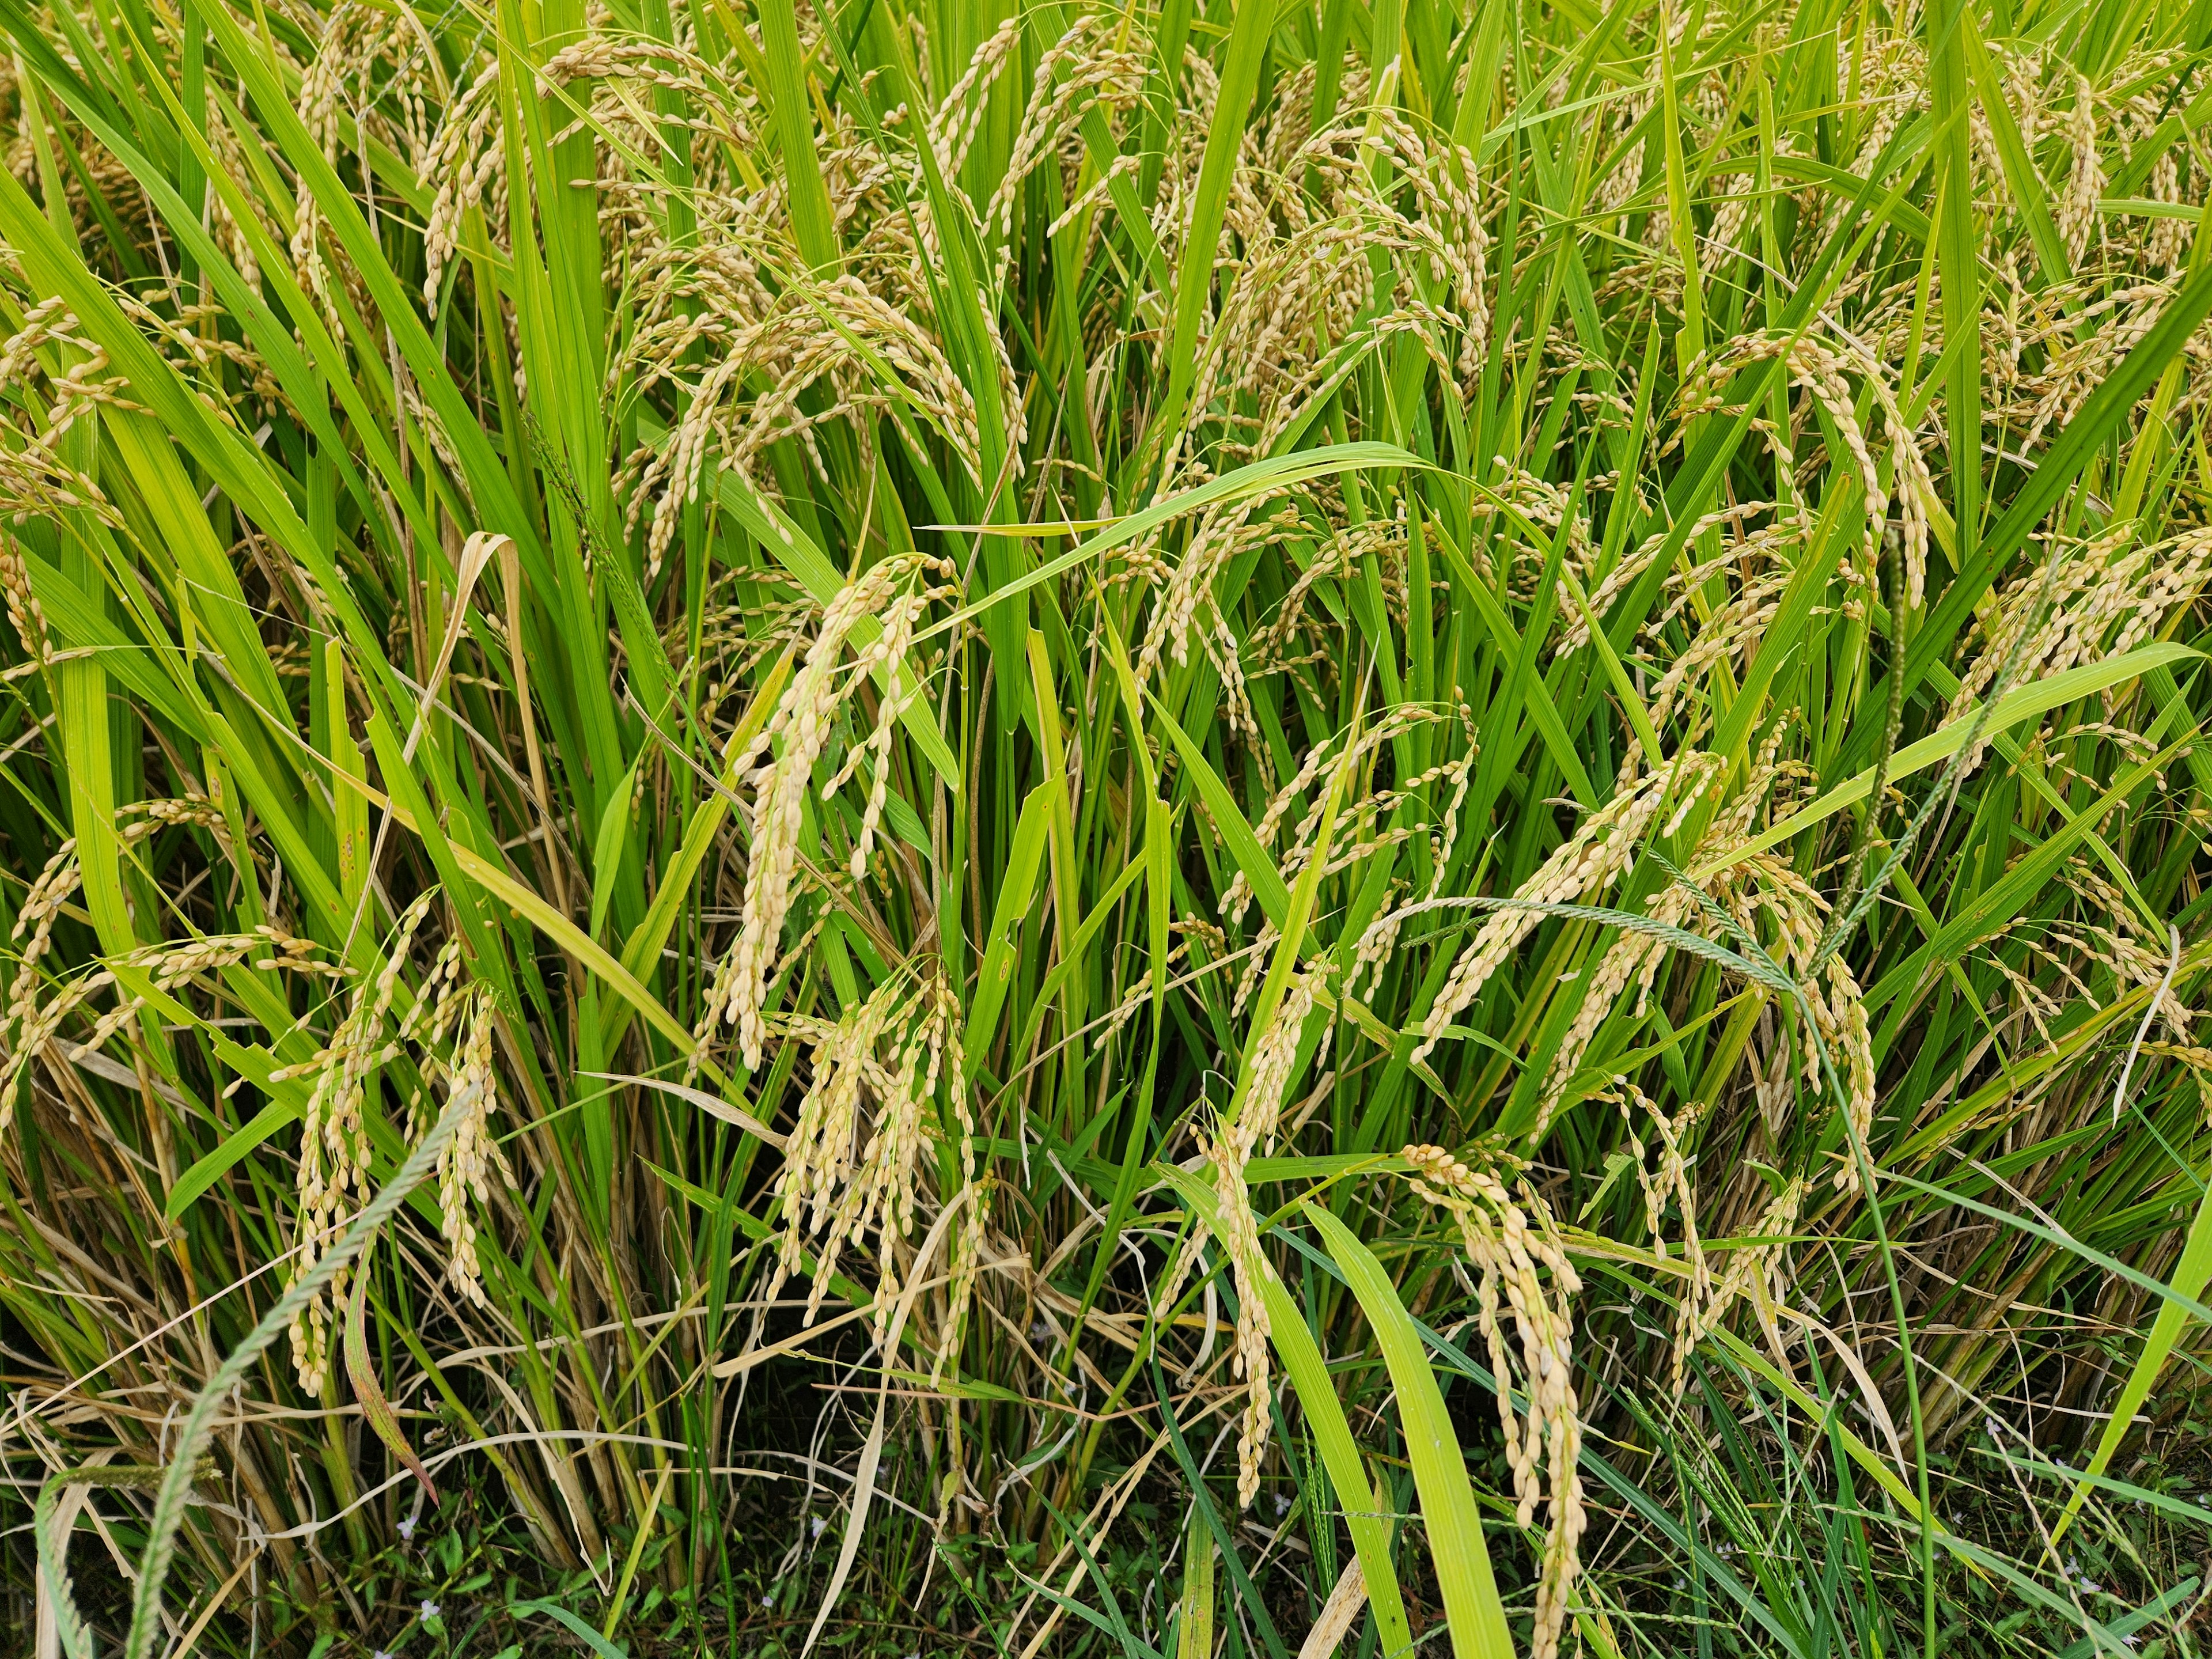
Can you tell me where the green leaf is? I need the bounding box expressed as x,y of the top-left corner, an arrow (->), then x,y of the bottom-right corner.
756,0 -> 837,272
1160,1166 -> 1415,1659
510,1601 -> 631,1659
1304,1204 -> 1515,1659
964,786 -> 1054,1077
2058,1166 -> 2212,1539
1154,0 -> 1277,449
590,756 -> 640,942
1153,697 -> 1292,930
918,444 -> 1429,647
1711,644 -> 2201,871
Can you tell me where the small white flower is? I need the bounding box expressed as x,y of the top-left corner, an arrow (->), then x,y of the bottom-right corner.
810,1513 -> 827,1538
763,1594 -> 776,1609
396,1514 -> 417,1541
419,1600 -> 440,1622
1272,1493 -> 1290,1517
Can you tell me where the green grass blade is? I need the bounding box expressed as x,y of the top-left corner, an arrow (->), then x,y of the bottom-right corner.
1304,1204 -> 1515,1659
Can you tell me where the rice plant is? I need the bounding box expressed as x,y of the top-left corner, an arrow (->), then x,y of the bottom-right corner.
5,0 -> 2212,1653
